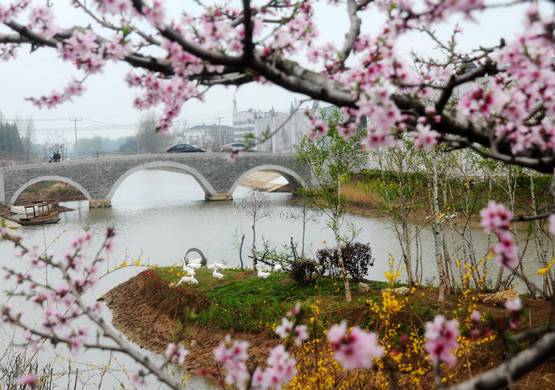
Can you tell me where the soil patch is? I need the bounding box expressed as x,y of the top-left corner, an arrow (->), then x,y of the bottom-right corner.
103,270 -> 278,380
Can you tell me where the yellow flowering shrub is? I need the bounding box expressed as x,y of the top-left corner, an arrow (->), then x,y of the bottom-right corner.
288,258 -> 499,389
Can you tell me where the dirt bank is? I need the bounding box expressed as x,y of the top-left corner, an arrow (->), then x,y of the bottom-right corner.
15,182 -> 86,205
103,270 -> 278,381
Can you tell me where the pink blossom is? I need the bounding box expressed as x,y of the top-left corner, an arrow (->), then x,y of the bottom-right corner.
165,342 -> 189,364
95,0 -> 132,15
287,302 -> 301,317
505,297 -> 522,312
327,321 -> 384,370
414,123 -> 440,150
480,201 -> 513,234
424,315 -> 459,367
275,317 -> 294,339
470,310 -> 481,322
102,36 -> 130,60
129,370 -> 147,386
28,5 -> 58,39
252,345 -> 296,390
293,325 -> 309,346
214,336 -> 250,387
16,373 -> 38,387
492,231 -> 519,270
365,127 -> 396,149
306,118 -> 328,140
142,0 -> 166,27
480,201 -> 519,269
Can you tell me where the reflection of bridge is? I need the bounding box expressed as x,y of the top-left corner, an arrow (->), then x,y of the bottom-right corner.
0,153 -> 312,207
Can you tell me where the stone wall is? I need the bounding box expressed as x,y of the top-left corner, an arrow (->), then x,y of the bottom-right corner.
0,153 -> 312,206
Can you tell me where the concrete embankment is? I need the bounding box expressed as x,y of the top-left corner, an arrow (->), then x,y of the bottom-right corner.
238,171 -> 291,192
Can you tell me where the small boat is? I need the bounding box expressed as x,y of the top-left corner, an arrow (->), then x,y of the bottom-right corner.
15,201 -> 61,226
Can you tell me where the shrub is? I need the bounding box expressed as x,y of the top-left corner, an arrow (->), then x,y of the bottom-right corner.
290,259 -> 318,285
316,242 -> 375,281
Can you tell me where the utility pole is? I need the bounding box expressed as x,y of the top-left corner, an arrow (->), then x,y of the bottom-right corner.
69,118 -> 82,158
218,116 -> 223,151
271,108 -> 276,153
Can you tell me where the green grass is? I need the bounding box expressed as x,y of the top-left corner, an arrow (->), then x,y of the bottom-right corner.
152,267 -> 388,332
353,169 -> 554,218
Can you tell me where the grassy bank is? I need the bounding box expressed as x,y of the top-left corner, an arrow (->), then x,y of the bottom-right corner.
339,169 -> 554,222
155,267 -> 387,333
104,267 -> 553,388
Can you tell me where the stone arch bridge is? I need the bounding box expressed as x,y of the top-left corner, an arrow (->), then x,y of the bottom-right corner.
0,153 -> 312,207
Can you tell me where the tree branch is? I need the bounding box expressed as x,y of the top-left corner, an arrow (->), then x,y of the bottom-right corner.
435,61 -> 497,113
449,332 -> 555,390
242,0 -> 254,63
339,0 -> 362,61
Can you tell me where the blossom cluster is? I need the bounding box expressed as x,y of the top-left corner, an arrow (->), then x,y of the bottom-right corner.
424,315 -> 459,367
480,201 -> 518,269
327,321 -> 384,370
275,303 -> 309,346
214,335 -> 250,388
165,342 -> 189,365
1,0 -> 551,156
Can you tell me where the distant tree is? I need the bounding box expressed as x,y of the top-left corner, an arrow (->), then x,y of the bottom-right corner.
20,119 -> 35,161
0,117 -> 24,156
75,136 -> 104,156
297,108 -> 368,302
237,190 -> 271,272
118,136 -> 140,154
137,112 -> 174,153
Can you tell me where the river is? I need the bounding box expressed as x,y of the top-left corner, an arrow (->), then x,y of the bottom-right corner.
0,169 -> 546,388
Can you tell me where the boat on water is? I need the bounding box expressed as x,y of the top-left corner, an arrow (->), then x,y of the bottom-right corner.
14,201 -> 61,226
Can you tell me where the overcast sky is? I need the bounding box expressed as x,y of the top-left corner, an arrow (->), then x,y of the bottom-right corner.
0,1 -> 536,143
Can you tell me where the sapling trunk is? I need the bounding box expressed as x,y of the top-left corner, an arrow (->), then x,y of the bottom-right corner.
431,155 -> 448,303
252,217 -> 257,271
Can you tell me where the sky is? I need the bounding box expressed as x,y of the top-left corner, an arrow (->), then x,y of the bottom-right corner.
0,0 -> 538,143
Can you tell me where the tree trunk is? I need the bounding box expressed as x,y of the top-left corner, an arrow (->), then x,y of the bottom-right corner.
301,206 -> 307,258
401,219 -> 414,288
335,177 -> 351,302
334,228 -> 352,302
252,217 -> 257,271
431,156 -> 448,303
239,234 -> 245,270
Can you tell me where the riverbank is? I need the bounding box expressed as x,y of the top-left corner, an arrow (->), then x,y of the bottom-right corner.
340,170 -> 554,225
14,181 -> 86,205
104,268 -> 554,388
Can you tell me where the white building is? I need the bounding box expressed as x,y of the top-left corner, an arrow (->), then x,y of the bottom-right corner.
233,98 -> 316,152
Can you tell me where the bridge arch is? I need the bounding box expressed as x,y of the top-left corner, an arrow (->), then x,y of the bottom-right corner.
10,175 -> 93,205
229,164 -> 308,195
106,160 -> 218,200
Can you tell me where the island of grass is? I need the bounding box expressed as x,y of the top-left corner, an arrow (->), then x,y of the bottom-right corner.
104,267 -> 554,387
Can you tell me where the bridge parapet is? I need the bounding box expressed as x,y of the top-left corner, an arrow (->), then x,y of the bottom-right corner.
0,153 -> 312,207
